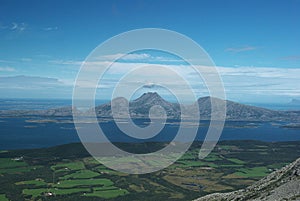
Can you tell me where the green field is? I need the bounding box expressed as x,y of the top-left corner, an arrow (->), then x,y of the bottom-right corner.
227,158 -> 246,165
51,161 -> 85,172
83,189 -> 129,199
236,166 -> 270,178
0,141 -> 300,201
0,194 -> 8,201
0,158 -> 27,169
16,179 -> 47,187
0,166 -> 41,174
23,188 -> 90,198
59,170 -> 100,180
23,188 -> 49,198
55,178 -> 114,188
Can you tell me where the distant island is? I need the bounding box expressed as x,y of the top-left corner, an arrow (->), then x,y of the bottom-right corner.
290,99 -> 300,105
0,92 -> 299,122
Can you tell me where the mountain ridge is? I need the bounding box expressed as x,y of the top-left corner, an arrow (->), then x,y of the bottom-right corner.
0,92 -> 299,122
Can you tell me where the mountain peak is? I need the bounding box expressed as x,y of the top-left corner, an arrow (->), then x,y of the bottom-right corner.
132,92 -> 164,103
141,92 -> 160,98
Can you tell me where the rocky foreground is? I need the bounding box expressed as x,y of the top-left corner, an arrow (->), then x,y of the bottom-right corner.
194,157 -> 300,201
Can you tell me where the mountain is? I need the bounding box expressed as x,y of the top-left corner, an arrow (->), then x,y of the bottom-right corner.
0,92 -> 299,122
188,96 -> 279,121
194,157 -> 300,201
94,93 -> 299,121
94,92 -> 180,119
195,96 -> 299,121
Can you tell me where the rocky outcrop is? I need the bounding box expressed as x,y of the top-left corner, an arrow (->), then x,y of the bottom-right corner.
194,157 -> 300,201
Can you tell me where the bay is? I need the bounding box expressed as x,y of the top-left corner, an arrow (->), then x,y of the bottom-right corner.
0,117 -> 299,150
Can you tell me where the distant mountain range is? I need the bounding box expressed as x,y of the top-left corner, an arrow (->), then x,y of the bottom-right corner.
1,92 -> 300,122
194,157 -> 300,201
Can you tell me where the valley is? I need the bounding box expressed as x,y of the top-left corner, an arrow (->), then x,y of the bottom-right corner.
1,141 -> 300,201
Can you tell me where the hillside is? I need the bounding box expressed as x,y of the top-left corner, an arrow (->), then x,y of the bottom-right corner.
194,157 -> 300,201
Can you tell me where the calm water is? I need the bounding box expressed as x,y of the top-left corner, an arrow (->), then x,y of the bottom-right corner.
0,117 -> 299,150
0,99 -> 299,150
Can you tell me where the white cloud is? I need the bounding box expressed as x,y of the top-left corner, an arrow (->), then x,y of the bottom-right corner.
43,26 -> 58,31
225,46 -> 258,52
217,66 -> 300,79
96,63 -> 300,98
216,66 -> 300,97
100,53 -> 151,61
10,22 -> 27,32
49,60 -> 83,66
20,58 -> 32,62
0,22 -> 27,32
46,57 -> 300,99
0,75 -> 64,89
0,67 -> 16,72
92,53 -> 183,63
2,52 -> 299,102
48,53 -> 183,69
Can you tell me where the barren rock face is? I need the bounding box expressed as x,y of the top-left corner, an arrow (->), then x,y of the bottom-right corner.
194,157 -> 300,201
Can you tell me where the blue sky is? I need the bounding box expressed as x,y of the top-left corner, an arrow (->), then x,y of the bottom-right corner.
0,0 -> 299,103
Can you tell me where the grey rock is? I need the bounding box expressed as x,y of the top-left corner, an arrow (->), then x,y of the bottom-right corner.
194,157 -> 300,201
